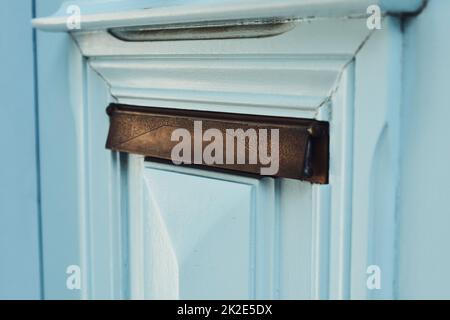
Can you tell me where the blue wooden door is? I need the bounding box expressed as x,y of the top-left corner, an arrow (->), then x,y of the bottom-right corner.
31,0 -> 329,300
5,0 -> 450,301
131,161 -> 313,299
30,0 -> 445,300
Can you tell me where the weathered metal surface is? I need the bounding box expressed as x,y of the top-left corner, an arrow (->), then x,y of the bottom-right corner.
108,18 -> 296,41
105,103 -> 329,183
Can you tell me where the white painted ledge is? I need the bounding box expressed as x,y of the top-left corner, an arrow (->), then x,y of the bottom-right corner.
32,0 -> 424,32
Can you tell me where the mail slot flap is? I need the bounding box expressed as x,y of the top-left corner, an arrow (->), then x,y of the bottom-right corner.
105,103 -> 329,183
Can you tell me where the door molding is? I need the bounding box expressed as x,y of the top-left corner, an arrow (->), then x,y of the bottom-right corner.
34,1 -> 404,299
32,0 -> 424,31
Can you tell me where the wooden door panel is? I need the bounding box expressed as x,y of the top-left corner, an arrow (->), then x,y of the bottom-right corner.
33,1 -> 407,300
141,161 -> 275,299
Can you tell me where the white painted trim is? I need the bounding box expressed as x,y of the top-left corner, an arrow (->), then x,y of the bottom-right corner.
311,184 -> 331,299
76,18 -> 371,119
127,155 -> 146,299
89,55 -> 346,119
327,63 -> 355,299
349,17 -> 402,300
32,0 -> 424,32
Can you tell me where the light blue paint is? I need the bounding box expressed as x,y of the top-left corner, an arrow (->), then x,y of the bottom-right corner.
2,0 -> 450,300
32,0 -> 425,32
35,0 -> 85,299
139,161 -> 313,299
143,165 -> 258,299
351,17 -> 402,299
397,0 -> 450,299
48,0 -> 425,16
0,0 -> 41,299
83,64 -> 128,299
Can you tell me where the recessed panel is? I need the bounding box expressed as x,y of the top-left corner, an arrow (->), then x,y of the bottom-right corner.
143,164 -> 257,299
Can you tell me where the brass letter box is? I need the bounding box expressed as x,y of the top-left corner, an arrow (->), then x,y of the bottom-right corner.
106,104 -> 329,184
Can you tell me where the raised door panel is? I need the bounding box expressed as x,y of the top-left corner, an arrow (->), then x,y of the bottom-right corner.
140,162 -> 276,299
